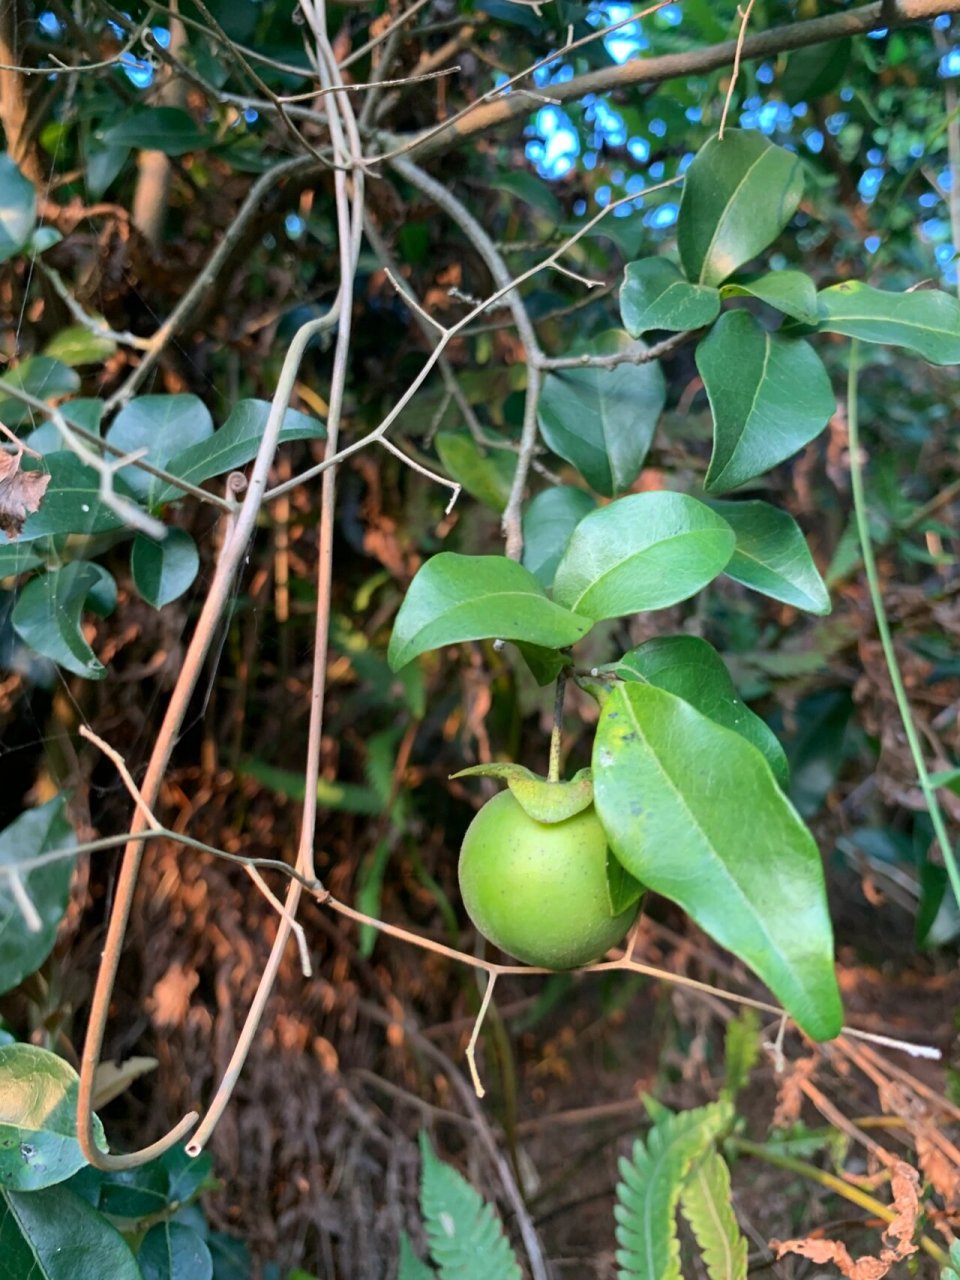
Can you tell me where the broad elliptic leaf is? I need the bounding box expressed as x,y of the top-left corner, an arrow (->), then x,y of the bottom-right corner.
521,485 -> 595,588
697,311 -> 835,493
537,330 -> 666,497
0,155 -> 36,264
720,270 -> 819,325
0,1045 -> 106,1190
679,1150 -> 748,1280
1,452 -> 139,544
100,107 -> 209,155
0,798 -> 75,995
678,130 -> 805,287
12,562 -> 109,679
0,357 -> 80,427
816,282 -> 960,365
612,636 -> 789,786
131,529 -> 200,608
154,398 -> 325,504
139,1222 -> 213,1280
620,258 -> 721,335
708,499 -> 831,615
0,1184 -> 141,1280
552,492 -> 735,621
387,553 -> 592,670
593,683 -> 843,1041
435,431 -> 516,511
106,395 -> 214,503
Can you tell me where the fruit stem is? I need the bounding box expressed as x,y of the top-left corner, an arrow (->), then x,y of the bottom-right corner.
548,671 -> 567,784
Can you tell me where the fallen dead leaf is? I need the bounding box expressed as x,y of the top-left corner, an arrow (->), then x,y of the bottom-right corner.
0,450 -> 51,538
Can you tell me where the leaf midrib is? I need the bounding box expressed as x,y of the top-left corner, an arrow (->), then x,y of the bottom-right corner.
566,527 -> 724,615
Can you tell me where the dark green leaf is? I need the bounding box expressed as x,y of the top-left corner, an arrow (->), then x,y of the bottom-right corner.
0,798 -> 75,995
612,636 -> 789,787
786,690 -> 853,819
720,270 -> 819,325
139,1222 -> 213,1280
780,40 -> 851,104
100,107 -> 210,156
916,863 -> 948,948
521,485 -> 595,588
0,1184 -> 141,1279
489,171 -> 561,219
106,395 -> 214,502
0,358 -> 80,427
816,282 -> 960,365
83,137 -> 129,199
677,131 -> 805,287
387,553 -> 592,671
620,258 -> 721,335
537,331 -> 666,497
551,492 -> 735,621
131,529 -> 200,608
96,1162 -> 169,1218
208,1232 -> 250,1280
154,399 -> 324,504
0,1045 -> 106,1190
606,850 -> 645,915
514,642 -> 570,687
0,155 -> 36,264
43,326 -> 116,367
0,543 -> 43,577
12,562 -> 109,678
0,452 -> 137,543
594,684 -> 842,1040
435,432 -> 516,511
707,499 -> 831,614
697,311 -> 835,493
931,767 -> 960,795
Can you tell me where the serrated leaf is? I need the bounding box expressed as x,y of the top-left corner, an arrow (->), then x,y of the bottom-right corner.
0,1045 -> 107,1190
0,798 -> 75,995
139,1222 -> 213,1280
537,330 -> 666,497
552,492 -> 735,621
435,432 -> 516,511
419,1133 -> 522,1280
154,398 -> 325,504
106,395 -> 214,503
611,636 -> 789,787
719,270 -> 819,325
0,357 -> 80,427
0,1184 -> 141,1279
521,485 -> 595,589
398,1232 -> 437,1280
0,154 -> 36,264
722,1009 -> 761,1103
387,553 -> 592,671
678,131 -> 805,287
594,684 -> 842,1041
708,499 -> 831,614
816,282 -> 960,365
131,529 -> 199,608
615,1099 -> 732,1280
100,107 -> 209,155
12,562 -> 111,679
698,311 -> 835,493
620,258 -> 721,336
679,1150 -> 748,1280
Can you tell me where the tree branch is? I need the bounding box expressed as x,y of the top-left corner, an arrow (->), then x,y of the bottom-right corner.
0,0 -> 43,183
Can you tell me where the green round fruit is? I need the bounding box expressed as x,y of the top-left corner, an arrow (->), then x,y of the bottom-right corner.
458,790 -> 640,969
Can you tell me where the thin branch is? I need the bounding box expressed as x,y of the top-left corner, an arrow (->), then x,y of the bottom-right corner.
377,436 -> 462,513
465,972 -> 498,1098
719,0 -> 758,140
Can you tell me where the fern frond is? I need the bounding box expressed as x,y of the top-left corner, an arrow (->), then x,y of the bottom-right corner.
418,1133 -> 523,1280
398,1231 -> 437,1280
679,1150 -> 748,1280
615,1099 -> 732,1280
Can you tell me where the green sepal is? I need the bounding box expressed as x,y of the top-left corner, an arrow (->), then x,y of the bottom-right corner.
451,763 -> 594,822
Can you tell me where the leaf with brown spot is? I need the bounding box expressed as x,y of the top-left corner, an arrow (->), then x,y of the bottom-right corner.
0,452 -> 51,538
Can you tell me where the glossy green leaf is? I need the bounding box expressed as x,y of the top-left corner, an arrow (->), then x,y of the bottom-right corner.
0,1184 -> 141,1280
25,399 -> 106,457
100,107 -> 209,155
139,1223 -> 213,1280
514,642 -> 570,687
0,155 -> 36,264
131,529 -> 200,608
0,798 -> 75,996
0,1045 -> 106,1191
537,330 -> 666,497
593,683 -> 842,1040
0,358 -> 80,427
697,311 -> 835,493
620,258 -> 720,335
611,636 -> 789,787
154,398 -> 324,504
521,485 -> 595,588
817,282 -> 960,365
677,130 -> 805,287
43,325 -> 116,367
387,553 -> 592,670
679,1150 -> 748,1280
435,432 -> 516,511
106,395 -> 214,502
708,499 -> 831,615
552,492 -> 735,621
12,562 -> 109,679
95,1162 -> 169,1218
607,850 -> 645,916
0,452 -> 138,544
720,270 -> 819,325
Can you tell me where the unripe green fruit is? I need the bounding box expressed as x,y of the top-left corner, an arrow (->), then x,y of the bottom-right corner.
458,790 -> 640,969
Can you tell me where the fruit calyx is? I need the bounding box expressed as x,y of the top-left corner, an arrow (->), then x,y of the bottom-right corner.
451,763 -> 593,823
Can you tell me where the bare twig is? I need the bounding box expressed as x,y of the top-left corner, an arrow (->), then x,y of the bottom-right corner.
719,0 -> 758,140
